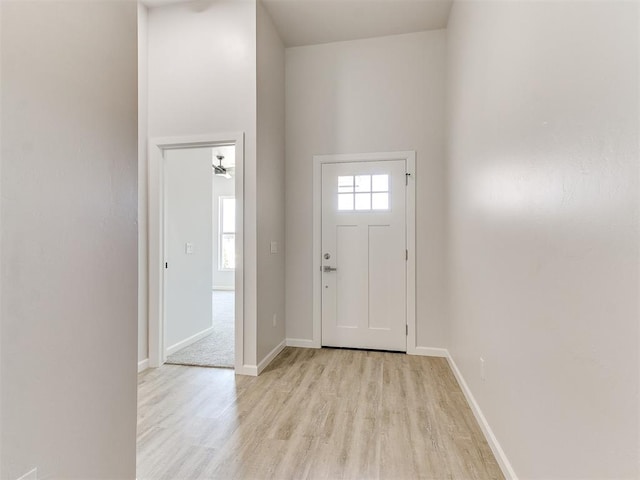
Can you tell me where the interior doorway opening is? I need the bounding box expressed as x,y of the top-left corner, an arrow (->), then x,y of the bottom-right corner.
148,134 -> 244,372
163,145 -> 236,368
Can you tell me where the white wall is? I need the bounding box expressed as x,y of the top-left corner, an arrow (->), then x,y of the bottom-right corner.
257,1 -> 286,361
138,2 -> 149,363
145,0 -> 259,366
285,31 -> 447,348
164,148 -> 213,350
0,2 -> 3,473
446,1 -> 639,478
1,2 -> 138,478
212,172 -> 235,290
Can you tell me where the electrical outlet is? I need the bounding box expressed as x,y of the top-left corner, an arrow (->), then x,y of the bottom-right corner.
272,313 -> 277,327
270,241 -> 278,254
480,357 -> 486,381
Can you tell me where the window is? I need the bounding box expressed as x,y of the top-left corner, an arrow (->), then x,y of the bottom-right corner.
337,174 -> 389,211
219,196 -> 236,270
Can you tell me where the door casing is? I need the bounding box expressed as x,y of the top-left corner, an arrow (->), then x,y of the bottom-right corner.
312,151 -> 417,353
148,133 -> 245,372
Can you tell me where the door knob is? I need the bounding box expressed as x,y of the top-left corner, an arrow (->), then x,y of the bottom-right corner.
323,266 -> 338,272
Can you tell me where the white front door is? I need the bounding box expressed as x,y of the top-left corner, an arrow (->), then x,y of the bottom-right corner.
321,160 -> 407,351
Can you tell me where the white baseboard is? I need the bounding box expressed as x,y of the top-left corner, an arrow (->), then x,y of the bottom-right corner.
138,358 -> 149,373
410,346 -> 448,357
285,338 -> 318,348
235,339 -> 306,376
235,364 -> 258,376
257,339 -> 286,375
165,326 -> 214,356
212,286 -> 234,291
446,351 -> 518,480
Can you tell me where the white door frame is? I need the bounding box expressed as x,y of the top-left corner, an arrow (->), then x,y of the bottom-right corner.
148,133 -> 244,370
312,151 -> 417,353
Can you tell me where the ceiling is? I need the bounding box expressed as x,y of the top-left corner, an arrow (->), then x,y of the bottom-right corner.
262,0 -> 453,47
143,0 -> 453,48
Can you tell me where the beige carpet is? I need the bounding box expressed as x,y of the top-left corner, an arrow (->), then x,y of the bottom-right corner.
165,290 -> 234,368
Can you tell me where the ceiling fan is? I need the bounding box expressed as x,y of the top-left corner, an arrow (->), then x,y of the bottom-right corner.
213,154 -> 232,179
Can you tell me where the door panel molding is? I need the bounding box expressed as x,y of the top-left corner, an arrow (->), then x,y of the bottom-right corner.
312,151 -> 417,353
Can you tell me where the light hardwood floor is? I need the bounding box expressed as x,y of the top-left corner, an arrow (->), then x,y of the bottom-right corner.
137,347 -> 504,480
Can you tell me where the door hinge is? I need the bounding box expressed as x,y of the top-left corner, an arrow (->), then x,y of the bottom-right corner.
406,325 -> 408,335
405,172 -> 411,186
405,249 -> 408,260
165,262 -> 168,269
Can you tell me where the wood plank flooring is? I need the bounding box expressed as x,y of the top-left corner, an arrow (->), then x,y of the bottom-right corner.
137,347 -> 504,480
